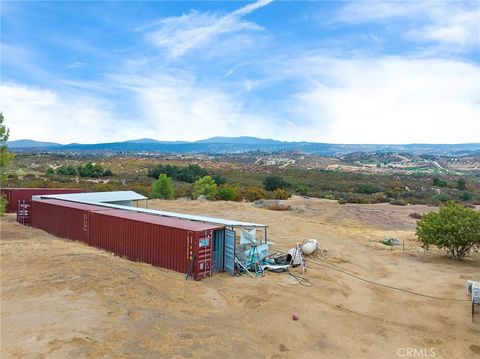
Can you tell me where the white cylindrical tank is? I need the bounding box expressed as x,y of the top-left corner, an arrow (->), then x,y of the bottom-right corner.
302,239 -> 319,255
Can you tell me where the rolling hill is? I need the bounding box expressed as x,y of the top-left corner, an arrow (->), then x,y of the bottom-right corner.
7,137 -> 480,156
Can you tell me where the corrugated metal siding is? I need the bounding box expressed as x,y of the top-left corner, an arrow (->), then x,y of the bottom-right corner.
31,200 -> 224,280
1,188 -> 84,212
86,209 -> 224,232
31,200 -> 110,243
88,209 -> 222,277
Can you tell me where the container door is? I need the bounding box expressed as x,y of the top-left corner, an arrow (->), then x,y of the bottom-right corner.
16,200 -> 31,226
224,229 -> 236,276
195,230 -> 212,280
211,229 -> 224,273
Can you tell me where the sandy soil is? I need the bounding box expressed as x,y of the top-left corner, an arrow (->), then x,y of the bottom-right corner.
1,197 -> 479,358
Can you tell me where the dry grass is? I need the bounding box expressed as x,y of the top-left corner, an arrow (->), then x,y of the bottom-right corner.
2,197 -> 479,358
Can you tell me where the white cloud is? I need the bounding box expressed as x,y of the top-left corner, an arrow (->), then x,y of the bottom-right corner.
334,1 -> 479,51
3,55 -> 478,145
287,57 -> 480,143
0,83 -> 143,143
109,73 -> 277,141
333,1 -> 424,23
408,7 -> 479,48
145,0 -> 272,58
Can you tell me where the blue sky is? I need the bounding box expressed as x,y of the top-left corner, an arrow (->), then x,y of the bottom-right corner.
1,0 -> 479,144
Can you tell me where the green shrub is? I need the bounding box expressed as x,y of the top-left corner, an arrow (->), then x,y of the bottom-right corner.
460,191 -> 473,201
272,188 -> 290,200
77,163 -> 104,178
212,174 -> 227,186
433,177 -> 447,187
103,169 -> 114,177
296,184 -> 308,196
340,193 -> 373,204
355,183 -> 383,194
15,169 -> 26,178
322,192 -> 336,200
57,165 -> 77,176
409,212 -> 423,219
241,186 -> 269,202
390,199 -> 408,206
216,185 -> 239,201
434,193 -> 452,203
148,164 -> 208,183
372,194 -> 390,203
173,183 -> 193,199
262,175 -> 290,191
0,194 -> 7,216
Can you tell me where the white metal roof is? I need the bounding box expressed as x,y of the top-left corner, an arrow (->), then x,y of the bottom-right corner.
37,190 -> 147,203
34,195 -> 267,228
35,190 -> 267,228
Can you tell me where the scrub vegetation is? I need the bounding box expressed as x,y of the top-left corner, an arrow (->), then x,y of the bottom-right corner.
3,152 -> 480,206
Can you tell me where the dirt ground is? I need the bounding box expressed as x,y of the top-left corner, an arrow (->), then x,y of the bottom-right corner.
1,197 -> 479,358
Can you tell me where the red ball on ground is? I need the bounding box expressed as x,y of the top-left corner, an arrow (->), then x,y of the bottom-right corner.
292,313 -> 299,320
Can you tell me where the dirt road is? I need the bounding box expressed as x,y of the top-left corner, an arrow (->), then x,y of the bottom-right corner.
1,197 -> 479,358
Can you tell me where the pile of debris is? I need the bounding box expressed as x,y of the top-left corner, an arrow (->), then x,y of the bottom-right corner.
235,234 -> 322,278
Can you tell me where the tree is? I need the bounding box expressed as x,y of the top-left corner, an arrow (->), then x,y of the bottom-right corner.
103,169 -> 113,177
193,175 -> 217,200
150,174 -> 174,199
56,165 -> 77,176
460,191 -> 473,201
77,163 -> 107,178
416,202 -> 480,260
297,184 -> 308,196
262,174 -> 290,191
45,167 -> 55,176
15,168 -> 26,178
355,183 -> 382,194
147,163 -> 208,183
457,178 -> 466,191
0,113 -> 14,215
212,174 -> 227,186
433,177 -> 447,187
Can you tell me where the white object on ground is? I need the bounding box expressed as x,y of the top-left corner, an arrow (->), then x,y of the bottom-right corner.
301,239 -> 319,255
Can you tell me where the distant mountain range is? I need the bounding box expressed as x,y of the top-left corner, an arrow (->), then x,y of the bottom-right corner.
7,137 -> 480,156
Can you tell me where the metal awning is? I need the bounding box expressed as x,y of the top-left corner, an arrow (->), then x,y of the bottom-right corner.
35,191 -> 147,203
33,192 -> 267,228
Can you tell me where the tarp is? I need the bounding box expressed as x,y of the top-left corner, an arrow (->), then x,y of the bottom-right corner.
240,228 -> 256,245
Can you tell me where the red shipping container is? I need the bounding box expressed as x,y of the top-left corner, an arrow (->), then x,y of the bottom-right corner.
31,199 -> 225,280
1,188 -> 84,213
88,209 -> 224,280
31,199 -> 111,243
